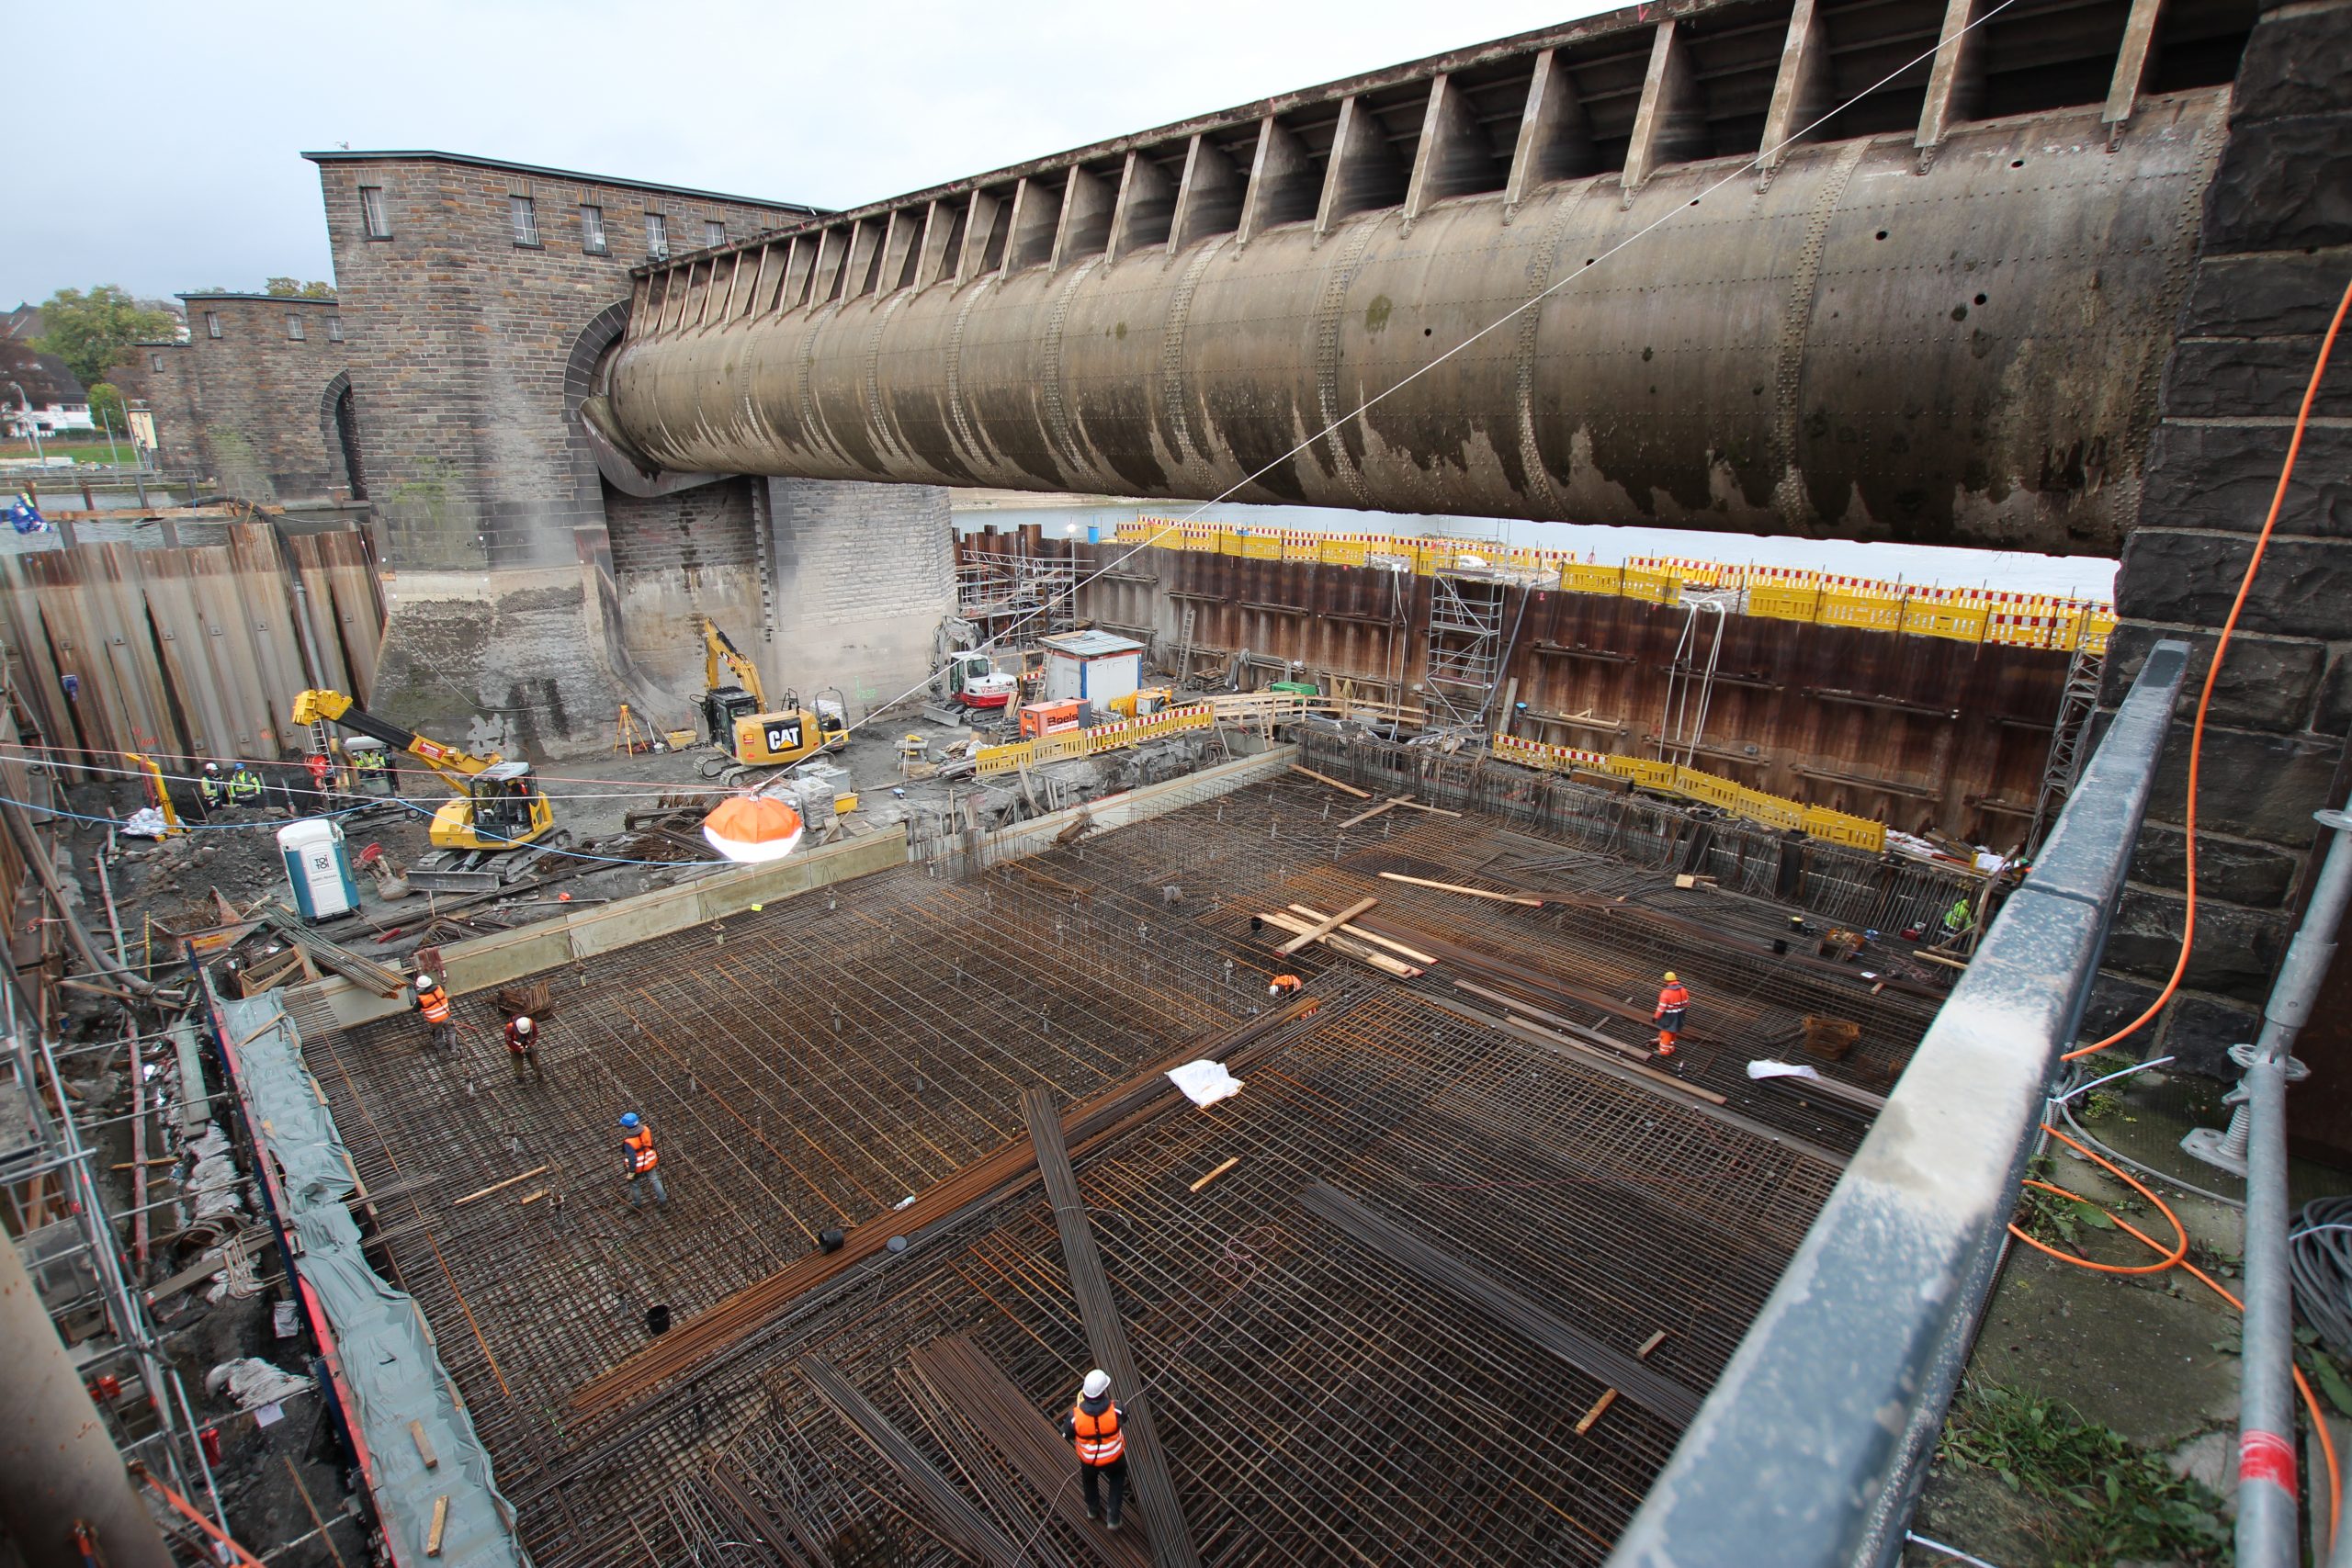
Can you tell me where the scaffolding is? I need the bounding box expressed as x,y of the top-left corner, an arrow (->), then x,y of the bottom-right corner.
1422,570 -> 1510,731
2027,640 -> 2105,855
1655,596 -> 1730,767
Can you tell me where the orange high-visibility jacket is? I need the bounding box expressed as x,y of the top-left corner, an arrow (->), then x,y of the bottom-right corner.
1069,1399 -> 1125,1466
624,1127 -> 659,1174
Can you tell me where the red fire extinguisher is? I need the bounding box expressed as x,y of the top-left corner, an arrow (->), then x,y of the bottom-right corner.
198,1426 -> 222,1466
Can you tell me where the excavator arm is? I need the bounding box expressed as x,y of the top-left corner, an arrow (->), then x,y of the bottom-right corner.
290,689 -> 495,797
702,617 -> 766,709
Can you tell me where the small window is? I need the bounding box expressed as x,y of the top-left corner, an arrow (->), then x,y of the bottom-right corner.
705,219 -> 726,247
511,195 -> 540,247
646,212 -> 669,259
326,317 -> 344,343
359,186 -> 390,240
581,204 -> 607,255
150,353 -> 163,372
205,311 -> 221,339
286,314 -> 306,341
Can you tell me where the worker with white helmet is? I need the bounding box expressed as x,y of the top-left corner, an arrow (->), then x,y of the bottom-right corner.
1058,1368 -> 1128,1530
618,1112 -> 667,1211
413,973 -> 456,1053
503,1013 -> 544,1081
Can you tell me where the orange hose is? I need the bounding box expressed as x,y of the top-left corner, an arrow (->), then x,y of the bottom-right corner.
2011,1124 -> 2342,1546
2064,275 -> 2352,1061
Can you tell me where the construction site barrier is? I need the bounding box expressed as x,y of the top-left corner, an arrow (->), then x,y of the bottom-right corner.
1491,734 -> 1890,853
975,704 -> 1217,776
1110,520 -> 2113,654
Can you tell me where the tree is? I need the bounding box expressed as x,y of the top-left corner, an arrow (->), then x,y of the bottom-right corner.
87,382 -> 126,434
264,277 -> 336,299
32,287 -> 178,389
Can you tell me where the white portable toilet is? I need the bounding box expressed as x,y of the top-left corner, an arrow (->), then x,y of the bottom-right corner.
278,818 -> 359,921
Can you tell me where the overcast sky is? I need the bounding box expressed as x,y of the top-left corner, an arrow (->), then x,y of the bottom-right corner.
6,0 -> 1618,309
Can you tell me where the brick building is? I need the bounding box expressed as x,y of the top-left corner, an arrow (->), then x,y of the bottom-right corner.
303,150 -> 956,757
133,293 -> 355,502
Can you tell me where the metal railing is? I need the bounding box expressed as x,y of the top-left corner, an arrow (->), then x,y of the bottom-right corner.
1608,637 -> 2190,1568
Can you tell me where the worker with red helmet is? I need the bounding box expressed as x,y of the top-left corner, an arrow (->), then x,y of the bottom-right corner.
503,1014 -> 544,1081
1654,971 -> 1690,1056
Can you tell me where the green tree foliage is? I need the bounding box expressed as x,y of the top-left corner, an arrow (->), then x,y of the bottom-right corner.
264,277 -> 336,299
31,286 -> 179,389
86,382 -> 126,433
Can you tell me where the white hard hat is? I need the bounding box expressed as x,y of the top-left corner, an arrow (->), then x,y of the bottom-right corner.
514,1016 -> 533,1032
1081,1369 -> 1110,1399
415,975 -> 436,991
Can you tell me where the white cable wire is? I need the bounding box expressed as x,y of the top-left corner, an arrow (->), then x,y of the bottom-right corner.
729,0 -> 2025,790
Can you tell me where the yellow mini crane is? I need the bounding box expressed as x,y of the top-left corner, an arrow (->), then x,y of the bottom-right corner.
698,618 -> 849,784
291,690 -> 566,889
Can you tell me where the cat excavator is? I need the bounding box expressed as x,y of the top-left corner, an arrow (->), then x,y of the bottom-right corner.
699,617 -> 849,784
289,689 -> 568,891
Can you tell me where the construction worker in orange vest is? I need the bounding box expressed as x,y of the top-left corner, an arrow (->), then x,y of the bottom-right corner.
618,1112 -> 667,1210
1057,1368 -> 1127,1530
413,974 -> 456,1053
1268,973 -> 1303,998
1654,971 -> 1690,1056
503,1014 -> 544,1081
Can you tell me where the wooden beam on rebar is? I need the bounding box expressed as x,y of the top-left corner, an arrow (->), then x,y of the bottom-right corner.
801,1357 -> 1032,1568
1023,1087 -> 1201,1568
1298,1184 -> 1702,1424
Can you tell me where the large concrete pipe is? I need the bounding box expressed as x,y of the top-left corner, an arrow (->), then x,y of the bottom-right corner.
0,1234 -> 174,1568
605,95 -> 2221,556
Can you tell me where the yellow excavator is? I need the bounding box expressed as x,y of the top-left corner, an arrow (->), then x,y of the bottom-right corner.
698,618 -> 849,784
291,690 -> 566,890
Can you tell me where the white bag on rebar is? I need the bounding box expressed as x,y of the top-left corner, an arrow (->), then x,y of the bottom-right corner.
1167,1060 -> 1243,1108
188,1153 -> 244,1221
206,1356 -> 314,1411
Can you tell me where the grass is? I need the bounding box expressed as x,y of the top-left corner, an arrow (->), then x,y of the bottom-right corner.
1938,1381 -> 2231,1566
0,439 -> 140,466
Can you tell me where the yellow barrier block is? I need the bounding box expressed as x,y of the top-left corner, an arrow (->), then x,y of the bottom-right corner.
1747,584 -> 1822,623
1559,563 -> 1625,596
1216,531 -> 1249,556
1672,766 -> 1744,809
1318,539 -> 1370,567
1803,805 -> 1888,852
1621,567 -> 1680,606
1282,537 -> 1322,561
1901,601 -> 1988,642
977,741 -> 1032,776
1238,535 -> 1283,559
1611,757 -> 1679,791
2080,610 -> 2116,656
1817,589 -> 1904,631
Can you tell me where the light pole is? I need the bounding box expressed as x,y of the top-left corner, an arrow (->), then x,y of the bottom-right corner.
5,381 -> 43,464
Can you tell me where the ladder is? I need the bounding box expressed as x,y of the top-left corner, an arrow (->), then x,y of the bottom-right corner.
1173,605 -> 1196,688
2027,640 -> 2105,854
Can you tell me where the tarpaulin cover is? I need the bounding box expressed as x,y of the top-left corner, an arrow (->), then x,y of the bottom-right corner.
219,995 -> 525,1568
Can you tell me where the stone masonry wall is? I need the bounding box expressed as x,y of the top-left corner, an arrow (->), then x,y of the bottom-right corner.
107,341 -> 202,471
767,478 -> 956,717
2101,0 -> 2352,1122
175,295 -> 351,502
311,154 -> 806,573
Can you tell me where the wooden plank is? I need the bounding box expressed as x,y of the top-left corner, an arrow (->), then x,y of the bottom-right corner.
425,1495 -> 448,1557
1375,871 -> 1544,907
1453,980 -> 1650,1060
1285,906 -> 1437,964
1574,1330 -> 1668,1436
1334,799 -> 1402,830
1299,1185 -> 1702,1425
908,1337 -> 1154,1568
1502,1013 -> 1728,1105
409,1418 -> 439,1470
1288,764 -> 1372,799
451,1167 -> 551,1208
1025,1088 -> 1201,1568
802,1356 -> 1032,1568
1385,797 -> 1464,818
1275,896 -> 1377,956
1255,911 -> 1420,978
1189,1157 -> 1239,1193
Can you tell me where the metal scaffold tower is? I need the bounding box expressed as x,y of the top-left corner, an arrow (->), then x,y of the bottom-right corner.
1422,570 -> 1510,731
1655,597 -> 1729,767
2028,640 -> 2106,854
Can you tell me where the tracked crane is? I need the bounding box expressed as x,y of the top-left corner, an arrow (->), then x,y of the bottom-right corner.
291,689 -> 567,890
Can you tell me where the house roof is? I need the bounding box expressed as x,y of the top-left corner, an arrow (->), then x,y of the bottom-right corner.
0,340 -> 86,405
2,305 -> 40,342
301,150 -> 824,216
180,292 -> 341,306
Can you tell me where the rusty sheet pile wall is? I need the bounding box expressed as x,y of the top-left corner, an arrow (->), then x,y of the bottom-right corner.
0,522 -> 385,776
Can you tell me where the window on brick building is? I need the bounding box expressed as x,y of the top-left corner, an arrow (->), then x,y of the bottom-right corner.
511,195 -> 540,247
581,204 -> 607,255
705,219 -> 726,247
287,314 -> 306,341
327,317 -> 344,343
646,212 -> 669,259
360,186 -> 390,239
150,353 -> 164,372
205,311 -> 221,339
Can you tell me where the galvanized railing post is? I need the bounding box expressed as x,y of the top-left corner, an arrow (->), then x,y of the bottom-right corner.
2237,807 -> 2352,1568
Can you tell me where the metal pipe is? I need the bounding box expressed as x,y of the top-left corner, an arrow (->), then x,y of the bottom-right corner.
2237,806 -> 2352,1568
